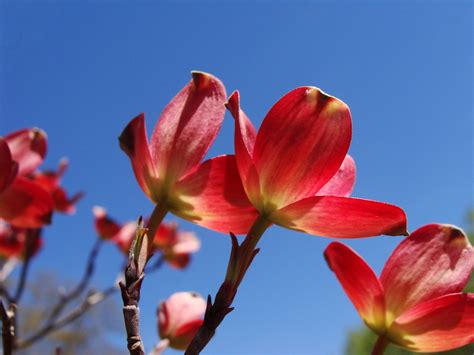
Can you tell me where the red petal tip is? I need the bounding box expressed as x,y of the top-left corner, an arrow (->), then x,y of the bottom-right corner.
191,71 -> 213,89
225,91 -> 240,117
119,113 -> 145,156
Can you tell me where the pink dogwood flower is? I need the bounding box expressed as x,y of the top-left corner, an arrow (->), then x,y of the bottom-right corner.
0,130 -> 54,228
156,292 -> 206,352
225,89 -> 407,238
93,207 -> 199,268
119,71 -> 260,234
324,224 -> 474,353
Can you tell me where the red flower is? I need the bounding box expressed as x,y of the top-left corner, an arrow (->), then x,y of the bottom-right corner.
0,222 -> 43,260
119,71 -> 260,233
152,223 -> 200,269
324,224 -> 474,352
32,159 -> 83,214
157,292 -> 206,350
224,89 -> 407,237
93,207 -> 199,268
0,131 -> 54,228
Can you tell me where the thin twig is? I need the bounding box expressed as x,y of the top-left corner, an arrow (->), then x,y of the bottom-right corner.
119,203 -> 169,355
13,229 -> 39,304
46,239 -> 103,322
16,286 -> 116,349
0,301 -> 15,355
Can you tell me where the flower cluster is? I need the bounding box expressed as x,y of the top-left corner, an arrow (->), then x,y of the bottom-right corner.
1,71 -> 472,355
0,129 -> 81,261
118,71 -> 472,354
93,206 -> 200,269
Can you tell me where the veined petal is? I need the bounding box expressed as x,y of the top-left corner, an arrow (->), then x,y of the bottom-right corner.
380,224 -> 473,323
253,87 -> 352,212
119,113 -> 160,201
226,91 -> 262,208
0,177 -> 54,228
324,242 -> 386,333
5,128 -> 47,176
389,293 -> 474,352
270,196 -> 407,238
316,154 -> 356,197
0,138 -> 18,193
171,155 -> 259,234
150,72 -> 226,187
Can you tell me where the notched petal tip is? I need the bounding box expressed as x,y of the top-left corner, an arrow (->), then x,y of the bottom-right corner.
324,241 -> 346,271
191,71 -> 214,90
440,224 -> 470,246
225,90 -> 240,117
118,113 -> 145,156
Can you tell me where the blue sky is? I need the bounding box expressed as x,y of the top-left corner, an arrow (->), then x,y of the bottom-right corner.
1,1 -> 472,354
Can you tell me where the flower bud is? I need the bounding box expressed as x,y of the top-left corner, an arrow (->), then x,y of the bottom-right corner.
157,291 -> 206,350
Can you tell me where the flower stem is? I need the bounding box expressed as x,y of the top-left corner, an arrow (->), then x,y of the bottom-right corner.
372,335 -> 389,355
185,215 -> 271,355
119,202 -> 169,355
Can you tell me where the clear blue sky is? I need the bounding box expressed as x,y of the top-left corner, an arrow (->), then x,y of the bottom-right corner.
1,1 -> 472,354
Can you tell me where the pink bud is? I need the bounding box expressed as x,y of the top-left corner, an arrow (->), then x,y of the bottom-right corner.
157,291 -> 206,350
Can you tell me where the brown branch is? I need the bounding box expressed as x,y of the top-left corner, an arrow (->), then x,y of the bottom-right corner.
185,216 -> 271,355
13,229 -> 39,304
0,301 -> 15,355
119,203 -> 168,355
46,239 -> 103,322
16,286 -> 116,350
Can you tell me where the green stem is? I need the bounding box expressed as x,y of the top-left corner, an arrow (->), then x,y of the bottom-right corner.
372,335 -> 389,355
146,202 -> 169,241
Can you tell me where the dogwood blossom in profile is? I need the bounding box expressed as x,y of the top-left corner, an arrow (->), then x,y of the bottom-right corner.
119,71 -> 262,234
324,224 -> 474,353
223,89 -> 407,238
93,207 -> 199,268
0,131 -> 54,227
154,292 -> 206,353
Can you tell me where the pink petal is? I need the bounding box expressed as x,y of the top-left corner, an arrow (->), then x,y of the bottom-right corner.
173,231 -> 200,254
324,242 -> 386,333
0,178 -> 54,228
0,138 -> 18,193
172,155 -> 259,234
253,87 -> 352,211
150,71 -> 226,187
270,196 -> 407,238
119,113 -> 160,201
389,293 -> 474,352
5,128 -> 47,176
158,291 -> 206,346
380,224 -> 473,322
165,253 -> 191,269
33,161 -> 83,214
51,187 -> 83,214
316,154 -> 356,197
93,206 -> 122,240
226,91 -> 262,208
